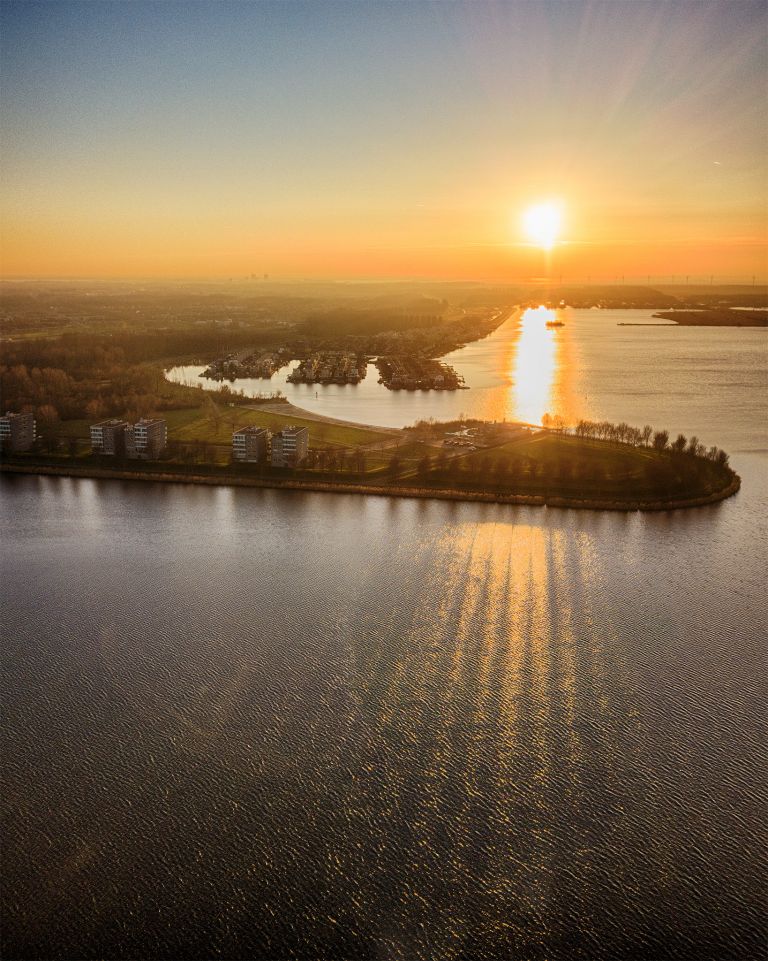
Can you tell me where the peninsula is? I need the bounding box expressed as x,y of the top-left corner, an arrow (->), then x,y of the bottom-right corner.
0,281 -> 745,510
653,308 -> 767,327
1,405 -> 740,512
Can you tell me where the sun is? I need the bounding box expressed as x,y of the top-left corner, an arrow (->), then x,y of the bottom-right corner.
522,202 -> 563,250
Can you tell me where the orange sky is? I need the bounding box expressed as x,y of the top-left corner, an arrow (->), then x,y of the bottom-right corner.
1,1 -> 766,281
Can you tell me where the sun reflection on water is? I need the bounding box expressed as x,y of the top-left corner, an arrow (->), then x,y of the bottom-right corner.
511,306 -> 559,425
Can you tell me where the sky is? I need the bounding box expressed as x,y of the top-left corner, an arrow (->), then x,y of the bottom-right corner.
1,0 -> 766,281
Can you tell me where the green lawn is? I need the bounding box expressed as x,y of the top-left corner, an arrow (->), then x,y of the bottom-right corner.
57,418 -> 90,439
475,432 -> 657,478
58,403 -> 390,450
171,405 -> 389,448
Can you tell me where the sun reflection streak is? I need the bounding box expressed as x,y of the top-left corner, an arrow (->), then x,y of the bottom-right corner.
511,306 -> 559,425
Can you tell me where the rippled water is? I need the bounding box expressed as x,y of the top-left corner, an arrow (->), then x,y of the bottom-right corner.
3,318 -> 767,960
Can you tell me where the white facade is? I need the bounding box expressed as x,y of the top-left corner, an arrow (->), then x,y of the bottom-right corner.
129,419 -> 167,458
91,418 -> 166,458
271,426 -> 309,467
0,412 -> 36,452
90,420 -> 129,455
232,426 -> 269,462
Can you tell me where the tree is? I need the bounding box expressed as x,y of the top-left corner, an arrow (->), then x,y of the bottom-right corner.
493,456 -> 509,482
204,396 -> 221,433
85,398 -> 107,422
388,454 -> 401,477
652,430 -> 669,451
641,425 -> 653,446
671,433 -> 687,454
557,457 -> 573,482
36,403 -> 59,435
416,455 -> 432,480
551,414 -> 566,433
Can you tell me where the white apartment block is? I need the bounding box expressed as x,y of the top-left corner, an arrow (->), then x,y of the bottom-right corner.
0,411 -> 36,452
271,426 -> 309,467
91,418 -> 167,458
232,426 -> 270,463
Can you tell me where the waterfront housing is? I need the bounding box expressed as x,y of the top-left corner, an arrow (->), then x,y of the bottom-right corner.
376,355 -> 464,391
127,418 -> 168,459
0,411 -> 36,452
91,418 -> 167,459
232,425 -> 270,463
90,419 -> 130,456
288,351 -> 366,385
271,426 -> 309,467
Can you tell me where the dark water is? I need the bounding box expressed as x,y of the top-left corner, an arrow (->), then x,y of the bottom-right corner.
3,322 -> 768,959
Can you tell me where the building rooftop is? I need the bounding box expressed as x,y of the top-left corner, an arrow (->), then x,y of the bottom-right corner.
233,425 -> 269,435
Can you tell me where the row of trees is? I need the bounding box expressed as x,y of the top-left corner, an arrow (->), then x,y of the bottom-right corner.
542,414 -> 730,468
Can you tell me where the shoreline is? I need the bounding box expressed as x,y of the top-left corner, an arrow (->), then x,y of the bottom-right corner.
243,399 -> 402,433
0,461 -> 741,513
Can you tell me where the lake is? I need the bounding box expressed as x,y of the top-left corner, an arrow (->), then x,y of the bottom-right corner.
3,311 -> 767,959
166,308 -> 767,450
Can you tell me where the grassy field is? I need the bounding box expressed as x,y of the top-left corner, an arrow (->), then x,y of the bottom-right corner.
58,403 -> 391,451
169,404 -> 390,448
463,432 -> 656,475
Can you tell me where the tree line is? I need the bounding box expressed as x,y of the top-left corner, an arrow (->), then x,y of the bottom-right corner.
542,414 -> 730,468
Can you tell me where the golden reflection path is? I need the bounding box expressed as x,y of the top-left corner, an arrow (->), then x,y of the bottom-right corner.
511,306 -> 558,425
332,508 -> 661,957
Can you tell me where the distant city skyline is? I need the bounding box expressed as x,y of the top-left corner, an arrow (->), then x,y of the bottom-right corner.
1,0 -> 766,280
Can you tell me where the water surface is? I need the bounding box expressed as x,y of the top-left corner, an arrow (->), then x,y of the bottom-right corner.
167,308 -> 767,449
3,315 -> 767,960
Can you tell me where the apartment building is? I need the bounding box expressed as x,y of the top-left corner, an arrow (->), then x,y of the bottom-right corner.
91,418 -> 167,459
90,419 -> 130,456
232,425 -> 269,463
126,418 -> 167,459
271,426 -> 309,467
0,411 -> 36,452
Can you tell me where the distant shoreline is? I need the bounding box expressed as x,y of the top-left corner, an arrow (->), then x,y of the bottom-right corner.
652,309 -> 768,327
0,460 -> 741,513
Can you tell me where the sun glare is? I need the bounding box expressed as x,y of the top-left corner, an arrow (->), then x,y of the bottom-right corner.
522,202 -> 563,250
512,306 -> 558,424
